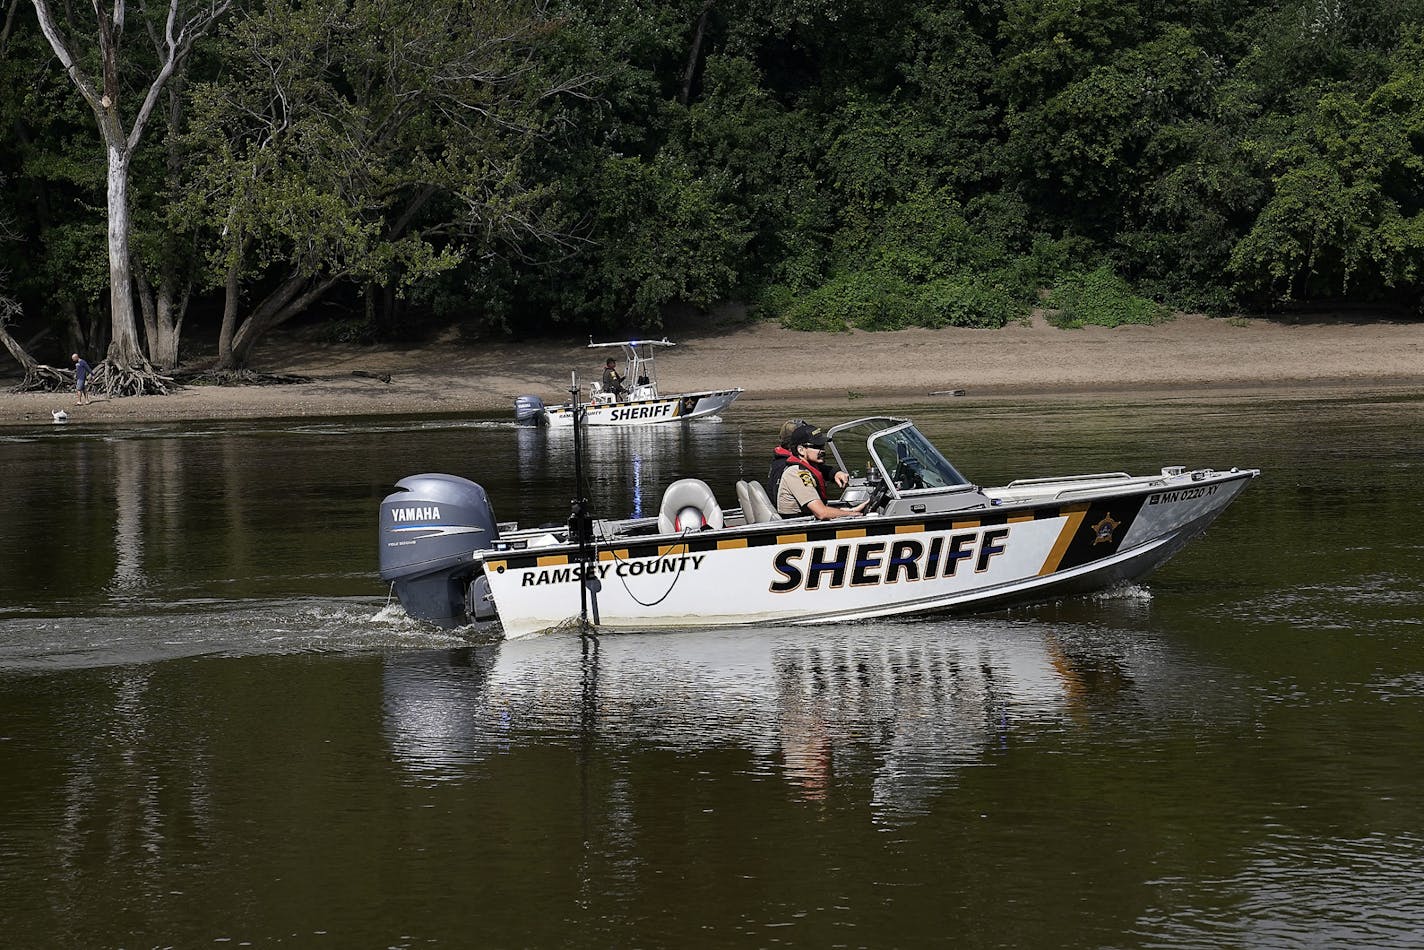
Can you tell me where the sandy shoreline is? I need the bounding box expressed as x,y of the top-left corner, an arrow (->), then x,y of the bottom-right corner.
2,313 -> 1420,426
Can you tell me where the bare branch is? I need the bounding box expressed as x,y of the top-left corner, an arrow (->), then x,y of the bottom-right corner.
127,0 -> 233,149
29,0 -> 104,112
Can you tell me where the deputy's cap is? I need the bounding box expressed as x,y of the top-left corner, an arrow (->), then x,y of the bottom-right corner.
605,358 -> 616,366
789,422 -> 827,448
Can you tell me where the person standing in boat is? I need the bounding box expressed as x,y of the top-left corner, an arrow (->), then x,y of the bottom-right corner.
768,419 -> 848,500
775,423 -> 866,519
601,358 -> 627,400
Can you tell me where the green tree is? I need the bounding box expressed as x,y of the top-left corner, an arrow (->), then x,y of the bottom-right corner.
181,0 -> 585,368
29,0 -> 232,392
1,3 -> 116,362
1231,33 -> 1424,303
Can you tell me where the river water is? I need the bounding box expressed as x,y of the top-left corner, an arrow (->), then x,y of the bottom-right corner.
2,391 -> 1422,948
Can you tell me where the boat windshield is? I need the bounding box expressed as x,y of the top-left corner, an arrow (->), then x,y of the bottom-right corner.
830,419 -> 969,491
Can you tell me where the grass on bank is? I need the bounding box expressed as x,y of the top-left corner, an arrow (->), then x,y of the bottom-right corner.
760,261 -> 1173,332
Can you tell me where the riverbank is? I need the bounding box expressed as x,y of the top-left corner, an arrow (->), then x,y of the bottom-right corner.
2,312 -> 1420,426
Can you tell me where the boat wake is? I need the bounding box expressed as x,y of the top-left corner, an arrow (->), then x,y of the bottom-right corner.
0,597 -> 483,671
1089,583 -> 1154,602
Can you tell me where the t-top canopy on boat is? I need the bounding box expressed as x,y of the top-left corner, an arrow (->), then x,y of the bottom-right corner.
513,338 -> 742,428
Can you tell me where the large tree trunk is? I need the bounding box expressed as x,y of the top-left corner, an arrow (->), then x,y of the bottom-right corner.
86,306 -> 106,357
136,270 -> 158,359
222,272 -> 342,369
142,81 -> 191,371
150,278 -> 184,369
217,255 -> 241,369
136,265 -> 187,370
63,301 -> 85,355
104,144 -> 147,371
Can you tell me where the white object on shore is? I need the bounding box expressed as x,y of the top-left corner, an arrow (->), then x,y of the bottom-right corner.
52,409 -> 69,424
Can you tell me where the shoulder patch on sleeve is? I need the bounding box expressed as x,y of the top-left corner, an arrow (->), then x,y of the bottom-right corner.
797,471 -> 816,487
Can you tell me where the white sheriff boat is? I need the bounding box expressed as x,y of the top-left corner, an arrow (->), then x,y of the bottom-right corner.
378,416 -> 1259,637
514,338 -> 742,427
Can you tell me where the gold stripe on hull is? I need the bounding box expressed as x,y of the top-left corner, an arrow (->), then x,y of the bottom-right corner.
1038,505 -> 1089,576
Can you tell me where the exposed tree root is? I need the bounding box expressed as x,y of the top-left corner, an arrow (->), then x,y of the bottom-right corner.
9,363 -> 71,394
91,363 -> 176,397
13,363 -> 312,393
173,368 -> 313,386
8,361 -> 175,397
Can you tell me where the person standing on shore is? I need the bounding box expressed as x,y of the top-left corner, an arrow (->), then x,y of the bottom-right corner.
72,353 -> 91,405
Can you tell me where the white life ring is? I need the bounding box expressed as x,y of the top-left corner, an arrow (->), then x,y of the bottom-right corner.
657,478 -> 724,534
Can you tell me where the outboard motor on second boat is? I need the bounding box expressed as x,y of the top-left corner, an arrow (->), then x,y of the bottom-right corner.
514,394 -> 545,425
378,474 -> 502,626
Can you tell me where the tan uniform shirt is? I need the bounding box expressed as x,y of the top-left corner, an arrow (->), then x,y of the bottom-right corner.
777,465 -> 822,516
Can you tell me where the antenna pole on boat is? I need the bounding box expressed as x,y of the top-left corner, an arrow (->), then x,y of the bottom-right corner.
568,372 -> 594,635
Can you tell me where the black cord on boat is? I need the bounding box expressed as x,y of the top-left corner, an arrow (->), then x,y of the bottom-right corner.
605,536 -> 691,608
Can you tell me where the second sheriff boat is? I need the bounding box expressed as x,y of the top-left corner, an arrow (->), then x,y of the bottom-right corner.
515,338 -> 742,427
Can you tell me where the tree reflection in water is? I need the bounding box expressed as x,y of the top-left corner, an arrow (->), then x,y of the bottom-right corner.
108,440 -> 148,594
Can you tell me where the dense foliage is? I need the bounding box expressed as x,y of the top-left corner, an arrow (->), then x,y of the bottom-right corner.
4,0 -> 1424,367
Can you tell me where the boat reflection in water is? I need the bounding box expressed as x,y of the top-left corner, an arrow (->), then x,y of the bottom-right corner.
514,420 -> 741,522
382,622 -> 1154,816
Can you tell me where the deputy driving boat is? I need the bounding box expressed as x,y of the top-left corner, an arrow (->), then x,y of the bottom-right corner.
378,416 -> 1259,637
514,338 -> 743,427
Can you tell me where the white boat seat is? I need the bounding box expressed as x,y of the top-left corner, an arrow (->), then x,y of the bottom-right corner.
745,479 -> 781,523
734,480 -> 755,522
658,478 -> 725,534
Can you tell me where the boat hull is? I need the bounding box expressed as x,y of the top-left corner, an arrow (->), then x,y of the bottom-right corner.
542,389 -> 742,427
478,469 -> 1255,637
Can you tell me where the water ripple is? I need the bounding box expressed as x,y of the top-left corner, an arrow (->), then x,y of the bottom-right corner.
1231,572 -> 1424,631
1129,832 -> 1424,949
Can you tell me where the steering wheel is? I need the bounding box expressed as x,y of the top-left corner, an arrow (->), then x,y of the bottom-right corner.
860,469 -> 890,513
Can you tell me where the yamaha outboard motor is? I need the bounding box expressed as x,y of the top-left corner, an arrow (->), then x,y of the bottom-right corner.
379,474 -> 501,627
514,395 -> 545,425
